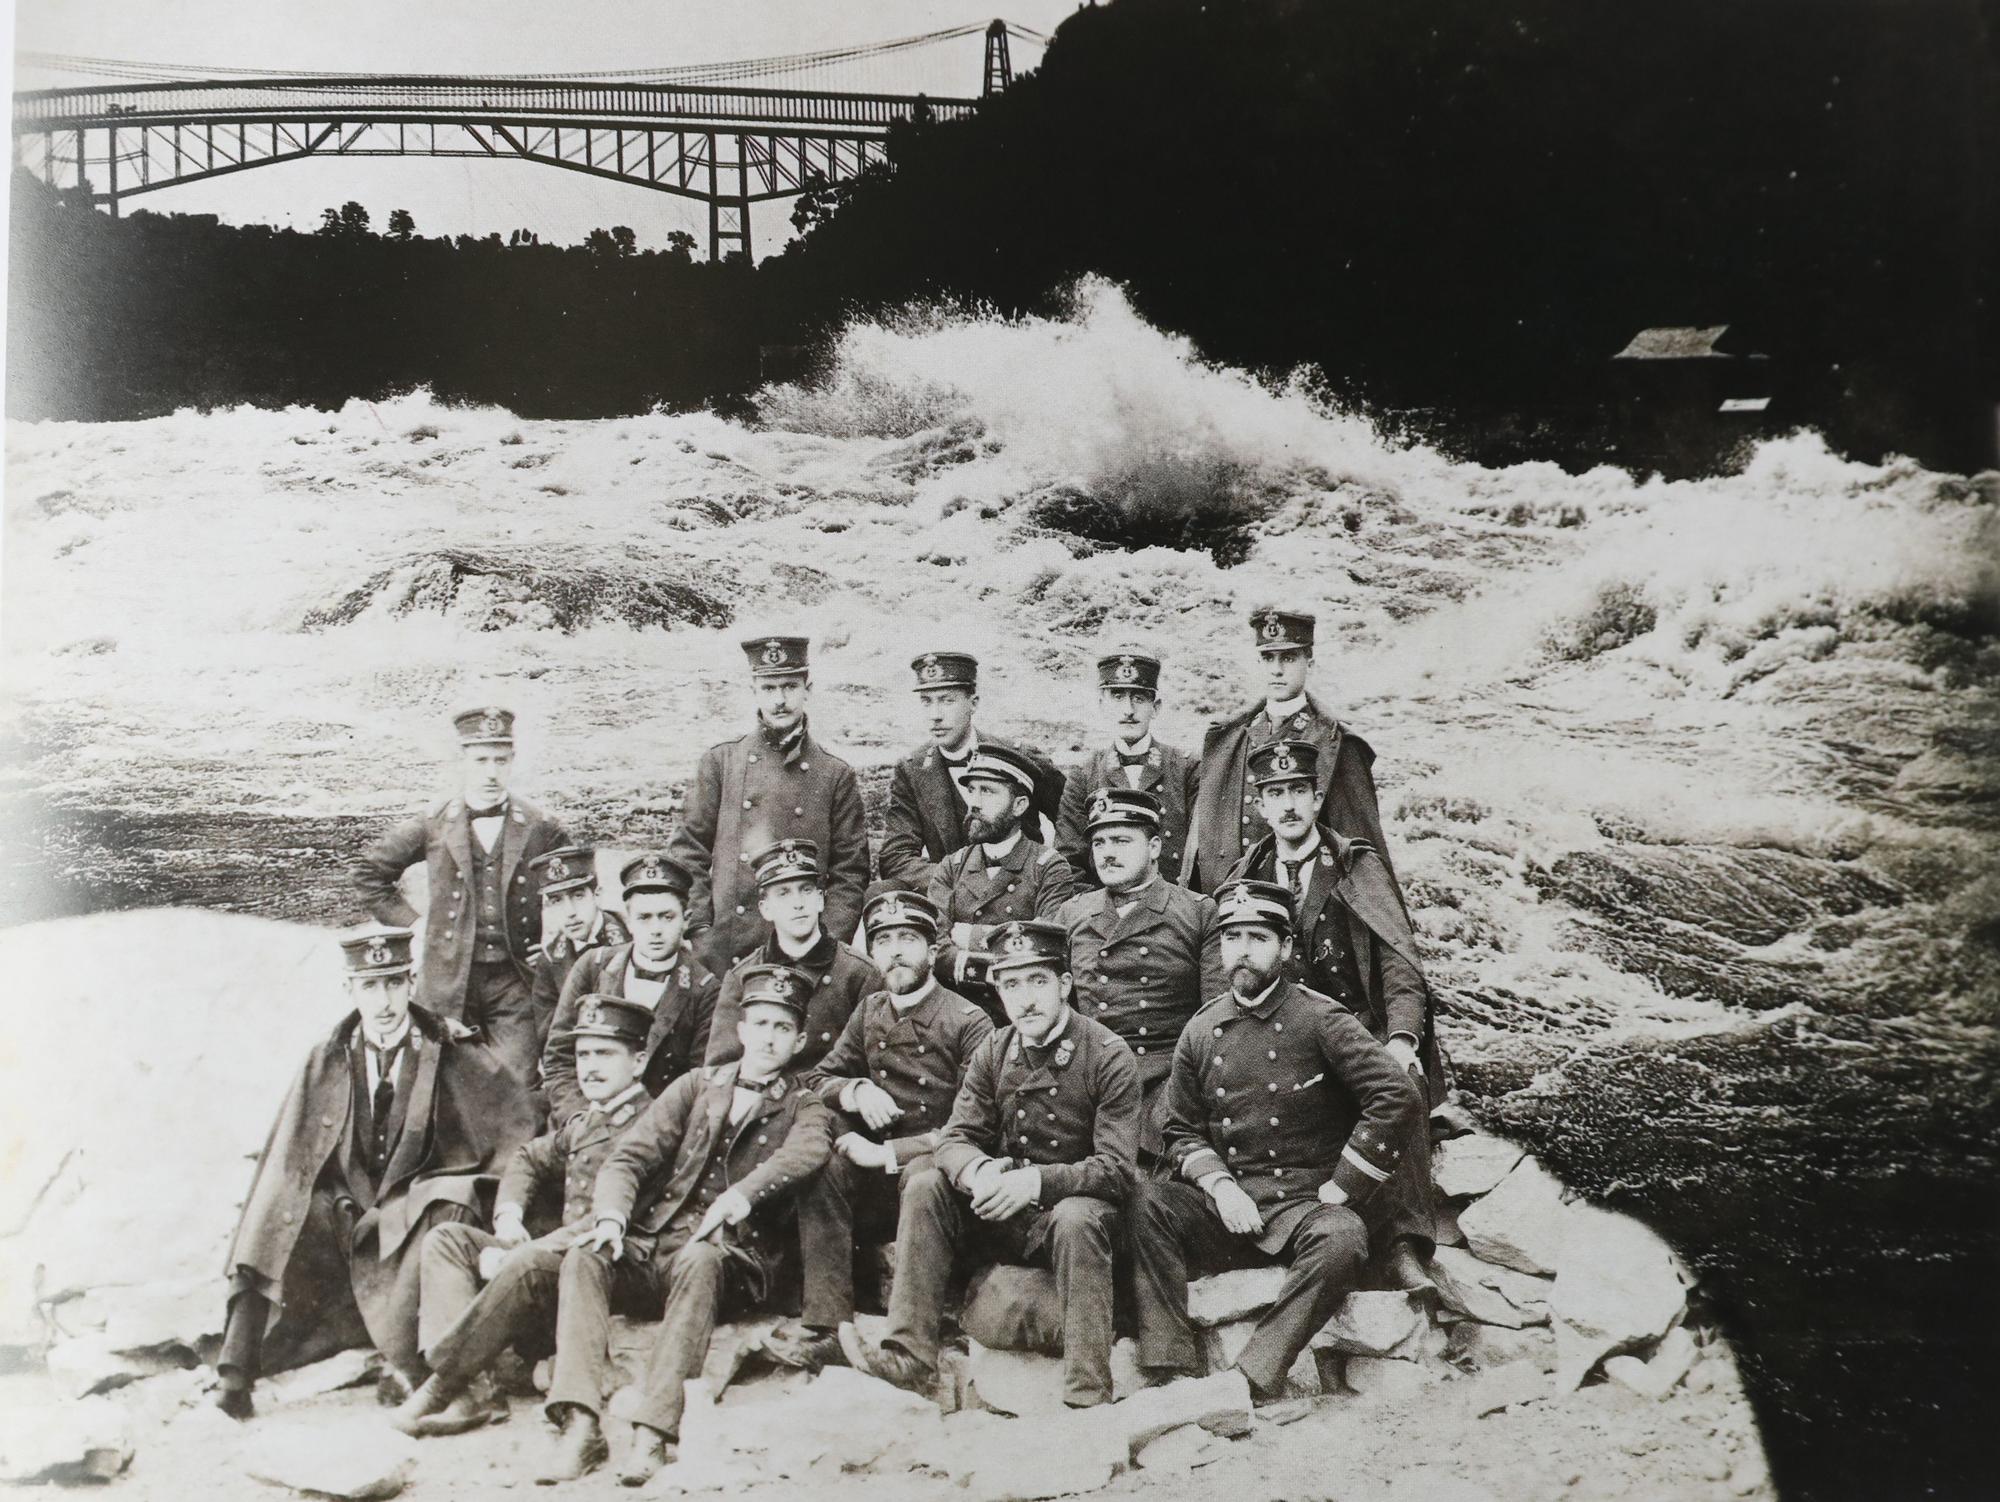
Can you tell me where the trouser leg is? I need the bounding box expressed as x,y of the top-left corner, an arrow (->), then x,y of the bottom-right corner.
1038,1198 -> 1120,1407
424,1241 -> 564,1384
352,1200 -> 476,1383
631,1241 -> 736,1439
1235,1203 -> 1370,1395
799,1156 -> 903,1329
1382,1111 -> 1436,1250
547,1245 -> 621,1419
883,1167 -> 971,1370
469,961 -> 539,1088
417,1223 -> 496,1359
216,1288 -> 269,1392
1129,1179 -> 1238,1372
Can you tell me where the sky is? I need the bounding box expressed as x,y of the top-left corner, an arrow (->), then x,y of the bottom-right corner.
11,1 -> 1085,257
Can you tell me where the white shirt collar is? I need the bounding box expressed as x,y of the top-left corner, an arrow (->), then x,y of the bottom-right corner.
587,1081 -> 648,1117
938,728 -> 980,761
1233,977 -> 1285,1014
1112,733 -> 1153,758
890,975 -> 937,1012
1109,873 -> 1158,910
1275,829 -> 1322,864
775,926 -> 824,961
1264,693 -> 1308,722
1021,1004 -> 1072,1051
360,1017 -> 413,1055
982,828 -> 1024,861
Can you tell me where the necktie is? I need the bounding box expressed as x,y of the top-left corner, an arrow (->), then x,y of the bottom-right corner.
368,1042 -> 402,1162
1281,859 -> 1305,902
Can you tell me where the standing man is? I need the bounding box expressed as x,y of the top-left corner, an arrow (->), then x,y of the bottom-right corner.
550,967 -> 835,1485
879,651 -> 1065,887
213,929 -> 533,1420
390,995 -> 656,1439
1128,882 -> 1421,1402
1182,611 -> 1393,894
1225,740 -> 1444,1289
1055,650 -> 1200,888
670,634 -> 871,973
1052,787 -> 1223,1157
704,839 -> 884,1074
841,921 -> 1139,1410
766,888 -> 995,1368
542,854 -> 720,1127
526,846 -> 630,1061
925,744 -> 1080,1017
352,706 -> 571,1086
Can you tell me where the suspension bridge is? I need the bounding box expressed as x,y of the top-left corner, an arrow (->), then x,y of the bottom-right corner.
10,20 -> 1045,262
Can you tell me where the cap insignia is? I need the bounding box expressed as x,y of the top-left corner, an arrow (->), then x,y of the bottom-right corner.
479,709 -> 507,736
1260,618 -> 1283,641
1271,749 -> 1297,776
638,857 -> 664,883
1001,924 -> 1035,956
579,999 -> 604,1029
761,640 -> 786,666
1113,655 -> 1139,682
919,654 -> 944,682
547,856 -> 571,881
364,938 -> 393,968
1088,791 -> 1115,822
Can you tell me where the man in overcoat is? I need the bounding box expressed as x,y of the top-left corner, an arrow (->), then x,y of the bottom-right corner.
1129,882 -> 1422,1401
841,920 -> 1140,1409
543,853 -> 720,1126
879,651 -> 1065,887
352,706 -> 570,1085
1055,650 -> 1200,888
211,928 -> 533,1419
1182,610 -> 1393,894
669,634 -> 871,971
525,845 -> 630,1061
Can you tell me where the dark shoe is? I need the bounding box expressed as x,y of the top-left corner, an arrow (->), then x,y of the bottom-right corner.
534,1407 -> 607,1486
375,1368 -> 414,1408
836,1323 -> 933,1399
1230,1364 -> 1286,1408
388,1375 -> 459,1437
1383,1239 -> 1436,1294
618,1426 -> 674,1487
413,1377 -> 509,1438
762,1322 -> 847,1372
213,1384 -> 255,1422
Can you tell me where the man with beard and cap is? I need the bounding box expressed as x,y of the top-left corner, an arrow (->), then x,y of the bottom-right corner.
841,921 -> 1139,1410
1224,740 -> 1445,1291
390,995 -> 655,1440
1055,650 -> 1200,889
211,928 -> 534,1420
1128,882 -> 1421,1403
353,706 -> 571,1087
1182,610 -> 1395,896
548,966 -> 834,1486
763,887 -> 995,1369
879,651 -> 1066,888
925,743 -> 1080,1021
669,634 -> 871,973
542,853 -> 721,1127
1052,787 -> 1223,1160
705,838 -> 884,1075
526,846 -> 630,1061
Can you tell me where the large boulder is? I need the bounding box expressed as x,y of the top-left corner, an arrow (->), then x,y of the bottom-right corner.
1186,1267 -> 1287,1327
1430,1245 -> 1550,1328
1550,1203 -> 1690,1389
1458,1157 -> 1569,1276
1312,1291 -> 1426,1357
240,1417 -> 418,1500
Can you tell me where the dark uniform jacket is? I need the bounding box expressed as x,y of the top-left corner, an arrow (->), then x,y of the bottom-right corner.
528,910 -> 632,1054
805,980 -> 995,1166
494,1083 -> 650,1248
542,942 -> 721,1125
1163,980 -> 1421,1253
224,1005 -> 534,1301
669,724 -> 871,972
591,1064 -> 835,1293
927,837 -> 1080,1002
935,1010 -> 1140,1254
879,735 -> 1067,887
703,931 -> 884,1074
352,796 -> 571,1016
1055,742 -> 1200,889
1182,695 -> 1390,894
1052,879 -> 1224,1150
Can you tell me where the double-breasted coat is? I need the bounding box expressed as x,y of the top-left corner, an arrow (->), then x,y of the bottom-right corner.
541,942 -> 722,1125
528,909 -> 632,1055
703,932 -> 884,1074
668,725 -> 872,972
878,735 -> 1067,887
352,795 -> 571,1016
494,1084 -> 651,1243
927,837 -> 1080,1006
805,981 -> 995,1166
1181,695 -> 1389,893
1054,742 -> 1200,889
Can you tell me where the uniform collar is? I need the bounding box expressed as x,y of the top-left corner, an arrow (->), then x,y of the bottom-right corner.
770,927 -> 835,970
586,1081 -> 648,1118
1019,1005 -> 1072,1055
981,828 -> 1025,863
937,729 -> 979,764
1263,694 -> 1308,723
358,1017 -> 415,1056
889,975 -> 937,1012
1275,830 -> 1323,865
1112,733 -> 1154,758
1232,976 -> 1285,1016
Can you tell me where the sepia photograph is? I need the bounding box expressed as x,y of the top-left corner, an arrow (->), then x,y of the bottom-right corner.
0,3 -> 1994,1500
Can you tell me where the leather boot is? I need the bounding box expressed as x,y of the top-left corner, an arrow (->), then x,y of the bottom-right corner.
1383,1237 -> 1436,1294
212,1384 -> 255,1422
836,1322 -> 934,1399
617,1425 -> 674,1487
388,1375 -> 459,1437
762,1321 -> 847,1372
534,1406 -> 608,1486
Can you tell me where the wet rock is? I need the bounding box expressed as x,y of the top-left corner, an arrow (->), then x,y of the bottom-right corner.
1134,1422 -> 1232,1471
1430,1246 -> 1534,1328
1460,1157 -> 1568,1275
1551,1205 -> 1690,1389
1343,1355 -> 1446,1398
1312,1291 -> 1426,1357
264,1348 -> 381,1405
1468,1359 -> 1548,1417
241,1418 -> 417,1499
1433,1136 -> 1527,1198
1604,1326 -> 1699,1400
0,1396 -> 132,1483
1187,1267 -> 1287,1328
1445,1321 -> 1558,1374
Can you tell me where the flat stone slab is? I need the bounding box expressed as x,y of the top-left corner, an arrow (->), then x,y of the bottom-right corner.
1433,1135 -> 1527,1198
1604,1326 -> 1699,1400
240,1417 -> 417,1500
1312,1290 -> 1425,1357
0,1396 -> 133,1483
1459,1157 -> 1568,1276
1551,1204 -> 1689,1389
1431,1245 -> 1547,1328
1468,1359 -> 1549,1417
264,1349 -> 382,1405
1186,1266 -> 1287,1328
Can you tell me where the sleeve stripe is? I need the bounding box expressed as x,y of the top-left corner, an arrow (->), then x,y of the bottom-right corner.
1181,1148 -> 1226,1183
1341,1144 -> 1391,1182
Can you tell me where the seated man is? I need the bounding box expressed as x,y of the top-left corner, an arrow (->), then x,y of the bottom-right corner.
542,853 -> 719,1126
1128,881 -> 1422,1402
212,928 -> 533,1419
841,920 -> 1140,1410
390,995 -> 655,1438
526,845 -> 630,1061
766,887 -> 995,1368
550,966 -> 835,1486
705,838 -> 883,1075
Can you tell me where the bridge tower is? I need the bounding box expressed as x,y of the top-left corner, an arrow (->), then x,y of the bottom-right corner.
983,20 -> 1013,96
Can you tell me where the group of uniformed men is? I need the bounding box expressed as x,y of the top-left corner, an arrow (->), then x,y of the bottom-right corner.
213,608 -> 1446,1487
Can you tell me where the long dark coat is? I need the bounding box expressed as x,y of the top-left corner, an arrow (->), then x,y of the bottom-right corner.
1054,741 -> 1200,889
703,933 -> 884,1074
878,735 -> 1067,887
541,941 -> 722,1124
528,909 -> 632,1055
352,796 -> 571,1016
1181,694 -> 1389,894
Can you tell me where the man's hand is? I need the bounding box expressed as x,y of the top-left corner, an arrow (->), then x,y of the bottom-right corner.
581,1218 -> 625,1261
836,1133 -> 898,1172
492,1212 -> 530,1249
692,1188 -> 752,1242
1387,1035 -> 1421,1075
851,1081 -> 904,1132
970,1166 -> 1040,1222
1207,1176 -> 1265,1236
